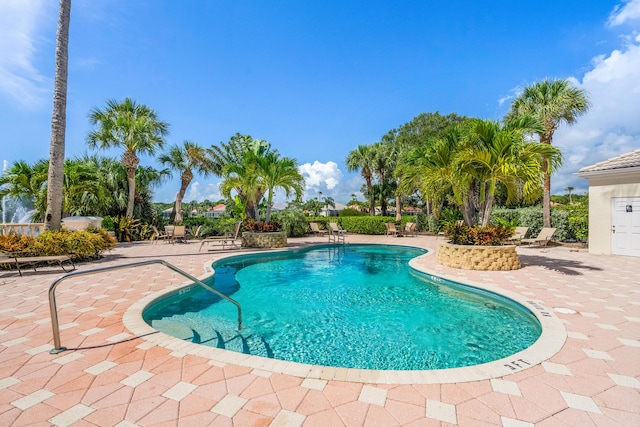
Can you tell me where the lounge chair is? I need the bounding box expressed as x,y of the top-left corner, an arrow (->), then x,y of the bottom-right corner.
151,225 -> 170,243
521,227 -> 556,246
309,222 -> 328,235
1,251 -> 75,276
504,226 -> 529,245
386,222 -> 400,237
328,222 -> 346,244
199,221 -> 242,252
404,222 -> 417,237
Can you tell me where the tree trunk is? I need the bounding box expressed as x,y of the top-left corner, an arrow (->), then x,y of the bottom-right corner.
45,0 -> 71,231
366,178 -> 375,216
122,150 -> 139,218
173,170 -> 192,223
482,192 -> 495,227
542,160 -> 551,228
395,194 -> 402,222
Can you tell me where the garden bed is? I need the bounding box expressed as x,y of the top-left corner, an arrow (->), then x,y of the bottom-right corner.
241,231 -> 287,248
437,241 -> 521,271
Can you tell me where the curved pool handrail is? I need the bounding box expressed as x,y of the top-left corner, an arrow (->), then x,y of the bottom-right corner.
48,259 -> 242,354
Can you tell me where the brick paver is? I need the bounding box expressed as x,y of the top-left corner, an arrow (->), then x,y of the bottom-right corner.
0,234 -> 638,426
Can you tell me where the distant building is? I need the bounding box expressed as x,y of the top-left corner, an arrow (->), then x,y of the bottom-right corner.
204,204 -> 227,218
576,149 -> 640,257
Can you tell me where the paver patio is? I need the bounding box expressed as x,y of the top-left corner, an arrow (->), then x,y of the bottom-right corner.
0,234 -> 638,426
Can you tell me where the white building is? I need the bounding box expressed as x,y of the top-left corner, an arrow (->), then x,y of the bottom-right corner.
576,149 -> 640,257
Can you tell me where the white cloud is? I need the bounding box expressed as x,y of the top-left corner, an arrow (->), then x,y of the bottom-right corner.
298,161 -> 343,192
607,0 -> 640,27
184,181 -> 222,202
553,24 -> 640,193
0,0 -> 52,108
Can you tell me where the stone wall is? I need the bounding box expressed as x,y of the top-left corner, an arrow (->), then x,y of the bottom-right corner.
241,231 -> 287,248
437,242 -> 521,271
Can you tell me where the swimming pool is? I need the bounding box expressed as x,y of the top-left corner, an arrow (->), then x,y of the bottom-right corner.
143,244 -> 542,370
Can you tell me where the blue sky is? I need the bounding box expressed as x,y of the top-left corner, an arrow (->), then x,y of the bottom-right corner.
1,0 -> 639,205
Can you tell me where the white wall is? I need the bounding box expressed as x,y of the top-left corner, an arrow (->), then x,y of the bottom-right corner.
586,175 -> 640,255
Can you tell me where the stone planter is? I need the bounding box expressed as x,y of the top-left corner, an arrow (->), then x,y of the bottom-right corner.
437,241 -> 521,271
241,231 -> 287,249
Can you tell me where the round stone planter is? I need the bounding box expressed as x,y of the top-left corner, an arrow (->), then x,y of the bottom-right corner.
241,231 -> 287,248
437,241 -> 521,271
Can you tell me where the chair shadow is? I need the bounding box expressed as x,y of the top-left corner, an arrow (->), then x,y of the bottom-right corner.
518,253 -> 603,276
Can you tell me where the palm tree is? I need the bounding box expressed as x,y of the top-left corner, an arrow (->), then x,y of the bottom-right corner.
566,186 -> 574,204
87,98 -> 169,217
255,151 -> 304,223
0,160 -> 49,222
158,141 -> 212,223
461,117 -> 562,226
219,155 -> 264,221
45,0 -> 71,230
208,134 -> 269,218
346,145 -> 375,216
508,78 -> 590,227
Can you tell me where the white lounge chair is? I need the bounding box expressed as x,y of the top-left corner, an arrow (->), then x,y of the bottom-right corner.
199,221 -> 242,251
521,227 -> 556,246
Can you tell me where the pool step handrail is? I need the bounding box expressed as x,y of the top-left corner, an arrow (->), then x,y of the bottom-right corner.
48,259 -> 242,354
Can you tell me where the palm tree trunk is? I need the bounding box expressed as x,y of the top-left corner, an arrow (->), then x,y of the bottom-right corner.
543,160 -> 552,228
173,171 -> 192,223
366,178 -> 375,216
125,167 -> 136,218
45,0 -> 71,231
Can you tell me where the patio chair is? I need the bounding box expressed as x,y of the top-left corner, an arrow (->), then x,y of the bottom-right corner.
151,225 -> 170,244
309,222 -> 328,235
504,226 -> 529,245
386,222 -> 400,237
521,227 -> 556,246
404,222 -> 417,237
328,222 -> 346,244
199,221 -> 242,252
172,225 -> 187,243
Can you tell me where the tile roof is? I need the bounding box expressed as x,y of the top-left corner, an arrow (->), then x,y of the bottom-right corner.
577,149 -> 640,173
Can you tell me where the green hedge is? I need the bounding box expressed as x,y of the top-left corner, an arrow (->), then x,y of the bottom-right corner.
490,206 -> 573,242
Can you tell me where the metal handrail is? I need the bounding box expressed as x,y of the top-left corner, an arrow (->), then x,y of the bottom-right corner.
48,259 -> 242,354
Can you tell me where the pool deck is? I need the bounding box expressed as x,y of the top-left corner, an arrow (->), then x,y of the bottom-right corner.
0,234 -> 638,426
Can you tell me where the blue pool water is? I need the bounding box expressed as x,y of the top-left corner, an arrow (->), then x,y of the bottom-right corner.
143,244 -> 541,370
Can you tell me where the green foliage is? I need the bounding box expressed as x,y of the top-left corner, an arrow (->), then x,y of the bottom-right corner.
272,209 -> 309,237
101,216 -> 115,231
0,229 -> 116,261
489,206 -> 572,241
554,204 -> 589,241
339,208 -> 367,217
340,216 -> 395,234
444,223 -> 513,246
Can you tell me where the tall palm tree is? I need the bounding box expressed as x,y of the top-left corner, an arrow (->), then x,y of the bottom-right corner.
461,117 -> 562,226
158,141 -> 212,223
45,0 -> 72,230
87,98 -> 169,217
256,151 -> 304,223
566,186 -> 574,204
508,78 -> 590,227
208,134 -> 269,218
346,145 -> 375,216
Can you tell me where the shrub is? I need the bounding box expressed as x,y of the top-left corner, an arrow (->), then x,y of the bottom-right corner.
272,210 -> 309,237
444,223 -> 513,246
0,229 -> 117,261
339,208 -> 367,217
242,219 -> 282,233
490,206 -> 571,242
340,216 -> 394,234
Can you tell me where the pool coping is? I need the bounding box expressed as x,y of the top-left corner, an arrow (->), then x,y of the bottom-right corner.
122,243 -> 567,384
